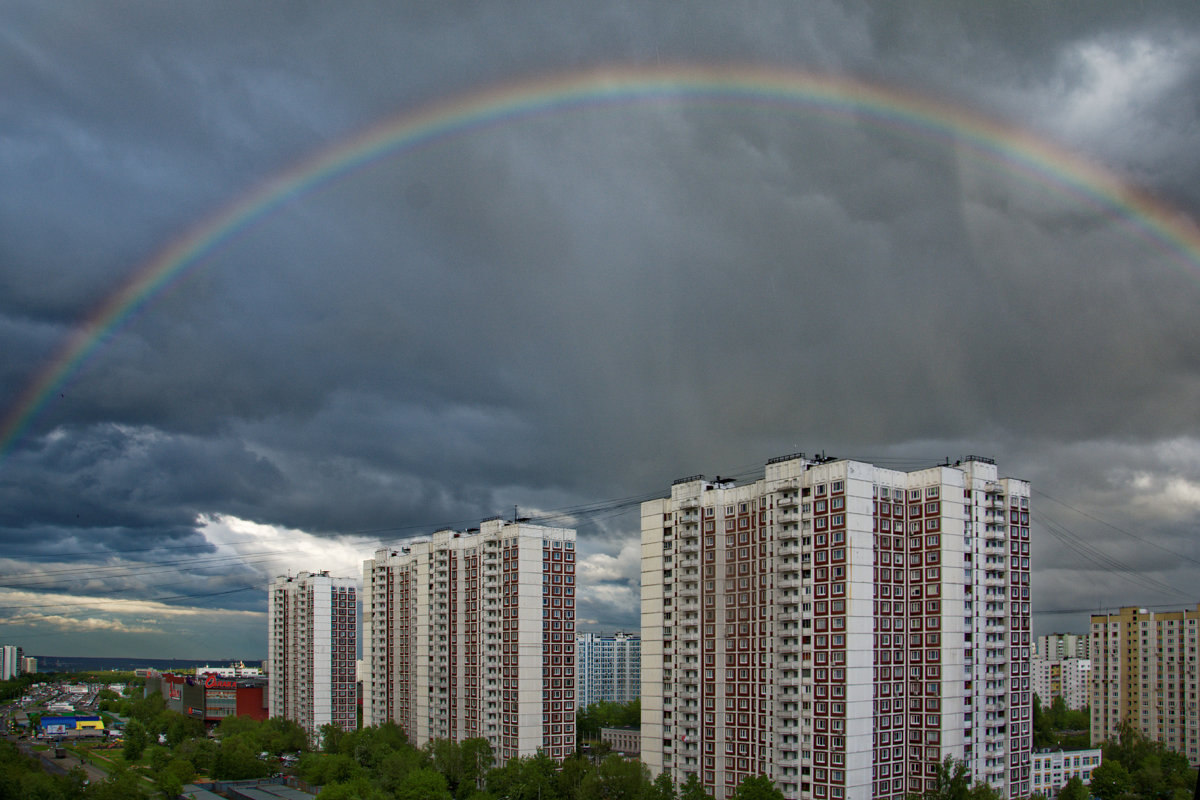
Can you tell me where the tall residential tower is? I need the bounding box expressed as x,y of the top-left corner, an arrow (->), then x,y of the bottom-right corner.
362,519 -> 577,763
1090,605 -> 1200,764
641,454 -> 1031,800
267,571 -> 358,741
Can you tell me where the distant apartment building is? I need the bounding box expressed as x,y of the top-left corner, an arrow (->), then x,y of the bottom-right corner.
362,519 -> 577,763
641,454 -> 1032,800
1,645 -> 23,680
577,631 -> 641,710
1030,748 -> 1102,797
1091,605 -> 1200,764
1035,633 -> 1090,662
1031,657 -> 1090,710
20,657 -> 36,674
267,571 -> 358,741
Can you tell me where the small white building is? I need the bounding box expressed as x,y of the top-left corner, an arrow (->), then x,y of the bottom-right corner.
1031,748 -> 1101,797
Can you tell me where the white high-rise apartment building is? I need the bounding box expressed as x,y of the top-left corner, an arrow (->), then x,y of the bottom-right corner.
1031,658 -> 1091,710
267,571 -> 358,740
362,519 -> 577,763
1091,605 -> 1200,764
577,631 -> 641,709
641,454 -> 1032,800
1035,633 -> 1090,661
0,645 -> 21,680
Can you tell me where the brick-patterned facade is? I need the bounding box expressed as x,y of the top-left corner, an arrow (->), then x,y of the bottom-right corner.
267,571 -> 358,742
363,519 -> 576,762
641,455 -> 1031,800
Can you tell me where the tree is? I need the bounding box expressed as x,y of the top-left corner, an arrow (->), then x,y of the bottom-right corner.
730,775 -> 785,800
85,763 -> 150,800
211,735 -> 270,780
648,771 -> 677,800
321,722 -> 348,755
458,737 -> 495,797
312,776 -> 387,800
909,757 -> 971,800
577,754 -> 648,800
153,770 -> 184,800
1088,759 -> 1133,800
393,767 -> 453,800
1056,776 -> 1088,800
680,772 -> 714,800
123,718 -> 149,763
129,691 -> 166,724
164,712 -> 204,748
486,752 -> 562,800
262,717 -> 308,754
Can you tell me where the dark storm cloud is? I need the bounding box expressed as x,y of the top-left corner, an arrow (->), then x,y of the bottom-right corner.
3,1 -> 1200,655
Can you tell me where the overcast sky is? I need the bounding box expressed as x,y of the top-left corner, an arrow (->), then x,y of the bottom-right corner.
3,2 -> 1200,661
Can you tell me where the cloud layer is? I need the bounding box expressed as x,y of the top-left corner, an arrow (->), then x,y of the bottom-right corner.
3,2 -> 1200,657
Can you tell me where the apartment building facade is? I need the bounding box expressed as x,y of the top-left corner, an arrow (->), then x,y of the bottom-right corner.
1031,657 -> 1091,711
1090,605 -> 1200,764
362,519 -> 576,763
267,571 -> 358,740
577,631 -> 641,710
0,645 -> 22,680
1030,748 -> 1102,797
641,454 -> 1032,800
1035,633 -> 1090,662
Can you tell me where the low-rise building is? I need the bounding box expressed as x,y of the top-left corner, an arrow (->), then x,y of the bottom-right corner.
1030,749 -> 1102,797
600,726 -> 641,757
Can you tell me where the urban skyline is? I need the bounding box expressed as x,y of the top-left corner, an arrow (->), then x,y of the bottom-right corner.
4,4 -> 1200,662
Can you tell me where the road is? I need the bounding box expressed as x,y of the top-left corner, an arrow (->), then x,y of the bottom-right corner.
5,726 -> 109,786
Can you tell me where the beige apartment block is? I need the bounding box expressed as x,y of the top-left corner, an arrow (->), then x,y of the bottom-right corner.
267,571 -> 358,741
363,519 -> 576,763
1091,605 -> 1200,765
641,454 -> 1032,800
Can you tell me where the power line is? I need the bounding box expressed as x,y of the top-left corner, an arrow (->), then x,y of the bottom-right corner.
1034,488 -> 1200,569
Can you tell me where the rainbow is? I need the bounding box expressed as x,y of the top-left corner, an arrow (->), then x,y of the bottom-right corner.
3,64 -> 1199,462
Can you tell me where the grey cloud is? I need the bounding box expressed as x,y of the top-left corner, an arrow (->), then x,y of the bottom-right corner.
3,1 -> 1200,655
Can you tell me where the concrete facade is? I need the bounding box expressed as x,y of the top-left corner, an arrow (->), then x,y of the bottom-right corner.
640,455 -> 1032,800
577,632 -> 641,710
267,571 -> 358,741
0,645 -> 22,680
1031,658 -> 1091,711
1091,605 -> 1200,764
1030,748 -> 1101,797
1035,633 -> 1090,662
363,519 -> 576,763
